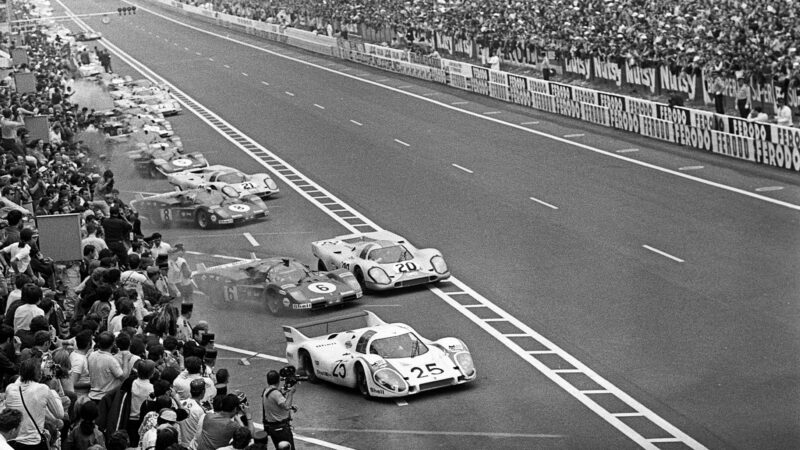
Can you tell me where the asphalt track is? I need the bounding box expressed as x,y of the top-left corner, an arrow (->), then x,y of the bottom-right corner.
54,0 -> 800,448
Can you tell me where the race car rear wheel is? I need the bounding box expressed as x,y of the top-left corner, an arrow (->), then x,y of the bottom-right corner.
266,295 -> 283,316
195,210 -> 210,229
299,351 -> 318,384
317,260 -> 327,271
355,364 -> 371,398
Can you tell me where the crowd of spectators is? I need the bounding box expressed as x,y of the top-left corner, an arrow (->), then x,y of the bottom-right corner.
186,0 -> 800,82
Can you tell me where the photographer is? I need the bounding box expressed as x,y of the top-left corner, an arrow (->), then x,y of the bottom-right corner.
194,394 -> 252,450
261,370 -> 295,450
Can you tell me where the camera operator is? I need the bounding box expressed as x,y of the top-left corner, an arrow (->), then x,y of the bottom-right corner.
261,370 -> 296,450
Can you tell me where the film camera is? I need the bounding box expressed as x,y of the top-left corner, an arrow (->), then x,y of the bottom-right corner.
279,365 -> 308,390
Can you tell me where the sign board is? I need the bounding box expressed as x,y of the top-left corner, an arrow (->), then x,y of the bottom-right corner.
14,71 -> 35,93
35,214 -> 82,262
23,115 -> 49,143
10,48 -> 27,66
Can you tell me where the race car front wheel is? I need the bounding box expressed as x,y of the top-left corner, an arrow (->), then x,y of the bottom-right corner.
355,364 -> 371,399
195,210 -> 210,229
266,296 -> 283,316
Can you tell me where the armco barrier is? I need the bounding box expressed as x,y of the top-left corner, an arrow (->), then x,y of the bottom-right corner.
142,0 -> 800,174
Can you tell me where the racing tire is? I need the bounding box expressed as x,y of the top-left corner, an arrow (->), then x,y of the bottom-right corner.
354,267 -> 366,290
355,364 -> 371,399
195,210 -> 210,229
266,295 -> 283,316
299,351 -> 319,384
317,260 -> 327,271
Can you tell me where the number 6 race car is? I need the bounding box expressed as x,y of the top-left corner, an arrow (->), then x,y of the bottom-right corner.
311,231 -> 450,291
284,310 -> 476,398
166,165 -> 279,199
192,257 -> 362,315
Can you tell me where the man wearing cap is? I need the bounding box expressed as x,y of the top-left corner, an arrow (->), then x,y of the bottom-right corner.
101,206 -> 132,269
167,244 -> 193,302
178,379 -> 207,447
176,303 -> 193,343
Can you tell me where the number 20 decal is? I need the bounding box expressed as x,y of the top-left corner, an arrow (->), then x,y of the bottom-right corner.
410,363 -> 444,378
395,262 -> 417,273
332,361 -> 347,378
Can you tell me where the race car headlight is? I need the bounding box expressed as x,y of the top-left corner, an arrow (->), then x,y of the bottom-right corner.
430,255 -> 448,274
373,368 -> 407,392
368,267 -> 391,285
265,179 -> 278,190
455,352 -> 475,377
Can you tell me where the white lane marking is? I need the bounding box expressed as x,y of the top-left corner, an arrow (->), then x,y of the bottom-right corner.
451,101 -> 468,105
350,119 -> 362,126
314,104 -> 325,109
529,197 -> 558,210
520,121 -> 539,125
129,0 -> 800,216
183,47 -> 188,50
616,148 -> 639,153
243,232 -> 259,247
451,163 -> 473,174
261,81 -> 269,86
195,52 -> 202,56
394,139 -> 410,147
294,427 -> 565,439
363,304 -> 402,307
241,72 -> 248,77
755,186 -> 784,192
395,400 -> 408,406
95,6 -> 711,448
185,250 -> 247,261
285,91 -> 295,96
643,245 -> 685,263
376,78 -> 389,82
563,133 -> 585,138
398,85 -> 413,89
208,57 -> 213,61
214,344 -> 287,363
223,64 -> 230,68
155,34 -> 159,37
251,424 -> 354,450
173,43 -> 177,46
678,166 -> 704,171
483,111 -> 501,115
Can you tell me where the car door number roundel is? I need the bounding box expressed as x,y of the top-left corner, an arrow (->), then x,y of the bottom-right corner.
172,158 -> 193,167
308,282 -> 337,294
228,204 -> 250,213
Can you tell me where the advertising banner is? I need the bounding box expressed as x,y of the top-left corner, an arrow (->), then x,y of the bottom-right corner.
470,66 -> 490,96
507,74 -> 532,107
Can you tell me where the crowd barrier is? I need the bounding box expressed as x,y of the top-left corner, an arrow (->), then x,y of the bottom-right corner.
142,0 -> 800,174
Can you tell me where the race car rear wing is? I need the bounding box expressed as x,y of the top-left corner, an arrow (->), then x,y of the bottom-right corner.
283,310 -> 385,344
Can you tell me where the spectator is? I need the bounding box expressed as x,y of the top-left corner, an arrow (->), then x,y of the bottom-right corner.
12,284 -> 43,334
126,360 -> 154,447
69,330 -> 93,399
735,78 -> 751,118
87,332 -> 128,402
1,229 -> 36,280
177,379 -> 206,447
81,224 -> 107,254
166,245 -> 192,303
776,97 -> 793,126
4,358 -> 65,450
139,409 -> 184,450
194,394 -> 250,450
748,106 -> 770,122
218,427 -> 251,450
63,401 -> 105,450
172,357 -> 215,403
0,409 -> 23,450
101,207 -> 132,270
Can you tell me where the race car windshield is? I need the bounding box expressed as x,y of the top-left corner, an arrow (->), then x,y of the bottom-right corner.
269,266 -> 311,284
216,172 -> 246,184
369,333 -> 428,359
367,245 -> 413,264
194,190 -> 226,204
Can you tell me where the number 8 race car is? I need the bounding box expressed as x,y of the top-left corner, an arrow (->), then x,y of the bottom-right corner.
311,231 -> 450,291
284,310 -> 476,398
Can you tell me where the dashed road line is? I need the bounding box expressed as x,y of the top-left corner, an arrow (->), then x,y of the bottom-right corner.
755,186 -> 784,192
520,121 -> 539,125
376,78 -> 389,82
643,245 -> 685,263
451,101 -> 468,105
394,400 -> 408,407
451,163 -> 473,174
314,104 -> 325,109
261,81 -> 269,86
398,85 -> 413,89
285,91 -> 295,96
195,52 -> 202,56
350,120 -> 362,126
208,57 -> 213,61
483,111 -> 501,115
422,92 -> 439,97
529,196 -> 559,210
563,133 -> 585,138
223,64 -> 230,68
241,72 -> 248,77
243,232 -> 259,247
616,148 -> 639,153
678,166 -> 704,171
183,46 -> 188,50
394,139 -> 410,147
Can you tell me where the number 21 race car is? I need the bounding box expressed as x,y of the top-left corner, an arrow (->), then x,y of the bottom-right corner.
311,231 -> 450,291
284,311 -> 476,398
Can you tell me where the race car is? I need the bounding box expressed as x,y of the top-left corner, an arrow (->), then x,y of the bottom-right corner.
192,257 -> 362,315
72,31 -> 101,41
139,97 -> 182,116
284,310 -> 476,398
311,231 -> 450,291
128,141 -> 207,178
130,186 -> 268,229
167,165 -> 279,199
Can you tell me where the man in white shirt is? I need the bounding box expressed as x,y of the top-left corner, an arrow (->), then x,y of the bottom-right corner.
1,228 -> 35,276
69,330 -> 93,397
81,223 -> 107,253
13,284 -> 43,333
748,106 -> 770,123
489,52 -> 500,71
148,233 -> 171,260
178,379 -> 207,447
0,409 -> 22,450
87,332 -> 127,401
172,357 -> 216,403
4,359 -> 64,448
167,244 -> 193,302
776,97 -> 793,126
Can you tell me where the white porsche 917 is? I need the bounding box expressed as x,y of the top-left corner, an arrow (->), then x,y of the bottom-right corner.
285,310 -> 476,398
166,165 -> 279,199
311,231 -> 450,291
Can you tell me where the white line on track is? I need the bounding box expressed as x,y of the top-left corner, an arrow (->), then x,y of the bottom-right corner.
422,92 -> 439,97
349,119 -> 362,126
678,165 -> 704,171
243,232 -> 259,247
616,148 -> 639,153
451,163 -> 473,174
223,64 -> 230,68
208,57 -> 213,61
529,196 -> 558,210
395,400 -> 408,406
294,427 -> 565,439
314,104 -> 325,109
92,5 -> 713,447
376,78 -> 389,82
195,52 -> 201,56
214,344 -> 285,362
285,91 -> 295,96
183,47 -> 188,50
755,186 -> 784,192
261,81 -> 269,86
394,139 -> 410,147
451,101 -> 468,105
241,72 -> 248,77
398,85 -> 413,89
520,121 -> 539,125
173,43 -> 177,46
563,133 -> 585,138
483,111 -> 501,115
642,245 -> 685,263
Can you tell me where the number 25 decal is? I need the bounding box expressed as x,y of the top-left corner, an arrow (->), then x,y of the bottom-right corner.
395,262 -> 417,273
332,361 -> 347,378
410,363 -> 444,378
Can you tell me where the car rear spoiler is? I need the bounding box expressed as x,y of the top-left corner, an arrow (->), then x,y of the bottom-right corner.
283,310 -> 385,344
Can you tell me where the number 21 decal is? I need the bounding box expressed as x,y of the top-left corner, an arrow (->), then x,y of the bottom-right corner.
410,363 -> 444,378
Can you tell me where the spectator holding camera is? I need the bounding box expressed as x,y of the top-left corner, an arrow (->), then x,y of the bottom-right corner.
194,394 -> 251,450
172,357 -> 215,403
261,370 -> 295,450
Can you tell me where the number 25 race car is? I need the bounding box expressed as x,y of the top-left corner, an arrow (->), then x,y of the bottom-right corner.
284,311 -> 476,398
192,257 -> 362,315
311,231 -> 450,291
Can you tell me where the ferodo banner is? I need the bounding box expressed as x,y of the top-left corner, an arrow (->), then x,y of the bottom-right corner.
471,66 -> 490,96
549,82 -> 582,119
655,105 -> 713,151
507,74 -> 532,107
723,116 -> 800,171
599,92 -> 642,133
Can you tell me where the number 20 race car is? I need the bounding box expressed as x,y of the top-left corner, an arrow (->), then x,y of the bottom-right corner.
284,311 -> 476,398
311,231 -> 450,291
192,257 -> 362,315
